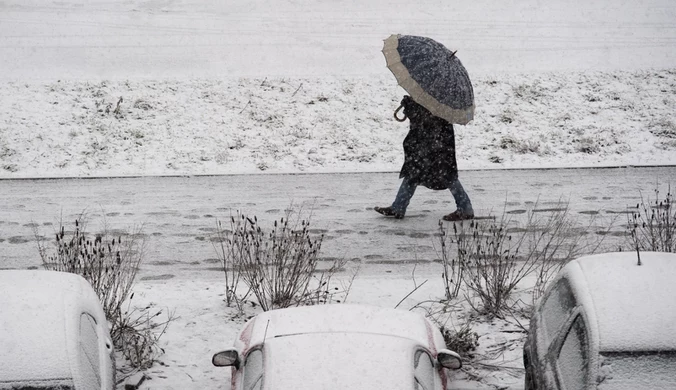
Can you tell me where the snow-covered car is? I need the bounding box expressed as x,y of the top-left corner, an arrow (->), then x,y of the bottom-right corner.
212,304 -> 463,390
523,251 -> 676,389
0,270 -> 116,390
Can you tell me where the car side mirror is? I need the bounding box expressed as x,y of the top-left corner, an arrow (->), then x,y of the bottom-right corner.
212,349 -> 241,369
437,349 -> 462,370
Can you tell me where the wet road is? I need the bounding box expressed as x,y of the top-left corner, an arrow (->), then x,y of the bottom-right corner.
1,167 -> 674,279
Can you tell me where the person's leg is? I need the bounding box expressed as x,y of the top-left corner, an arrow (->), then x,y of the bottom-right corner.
443,177 -> 474,221
450,178 -> 473,214
391,177 -> 417,216
375,177 -> 417,218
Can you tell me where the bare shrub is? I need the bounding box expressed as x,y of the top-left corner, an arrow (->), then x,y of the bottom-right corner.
451,215 -> 525,316
35,216 -> 171,371
488,155 -> 503,164
649,117 -> 676,139
440,202 -> 605,316
626,187 -> 675,253
576,136 -> 601,154
113,295 -> 175,371
439,322 -> 480,358
219,209 -> 350,311
499,135 -> 540,154
513,81 -> 544,100
500,109 -> 515,124
37,218 -> 142,333
409,299 -> 479,359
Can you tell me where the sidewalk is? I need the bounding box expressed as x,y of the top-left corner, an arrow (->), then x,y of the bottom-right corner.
1,166 -> 673,278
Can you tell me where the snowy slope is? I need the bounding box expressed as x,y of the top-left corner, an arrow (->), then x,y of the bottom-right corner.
2,70 -> 676,179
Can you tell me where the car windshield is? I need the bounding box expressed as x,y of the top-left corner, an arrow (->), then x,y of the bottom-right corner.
597,351 -> 676,389
263,332 -> 422,390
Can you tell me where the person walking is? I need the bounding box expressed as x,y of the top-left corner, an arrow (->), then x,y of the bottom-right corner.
375,95 -> 474,221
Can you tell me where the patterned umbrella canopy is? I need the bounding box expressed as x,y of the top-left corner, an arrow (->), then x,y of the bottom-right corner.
382,34 -> 474,125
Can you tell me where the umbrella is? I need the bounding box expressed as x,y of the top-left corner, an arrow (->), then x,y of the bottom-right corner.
382,34 -> 474,125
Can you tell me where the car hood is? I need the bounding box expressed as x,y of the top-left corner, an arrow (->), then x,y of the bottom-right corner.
261,332 -> 422,390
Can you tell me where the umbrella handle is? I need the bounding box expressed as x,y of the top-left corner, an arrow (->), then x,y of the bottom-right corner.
394,104 -> 407,122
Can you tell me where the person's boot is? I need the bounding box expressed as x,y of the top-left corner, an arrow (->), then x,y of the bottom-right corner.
442,210 -> 474,221
374,206 -> 404,219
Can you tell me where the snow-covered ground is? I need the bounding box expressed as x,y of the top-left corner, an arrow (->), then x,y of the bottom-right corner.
1,0 -> 676,388
1,70 -> 675,179
133,271 -> 532,390
2,0 -> 676,79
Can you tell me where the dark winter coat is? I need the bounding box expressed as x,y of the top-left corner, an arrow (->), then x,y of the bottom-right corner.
399,95 -> 458,190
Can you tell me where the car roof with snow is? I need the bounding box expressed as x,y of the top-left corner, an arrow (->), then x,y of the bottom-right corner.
0,270 -> 106,384
235,304 -> 443,353
561,251 -> 676,352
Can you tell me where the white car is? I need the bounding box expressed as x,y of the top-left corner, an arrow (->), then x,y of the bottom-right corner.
524,251 -> 676,389
0,270 -> 116,390
212,304 -> 463,390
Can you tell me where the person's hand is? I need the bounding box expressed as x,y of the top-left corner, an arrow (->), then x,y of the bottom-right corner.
401,95 -> 425,119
